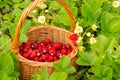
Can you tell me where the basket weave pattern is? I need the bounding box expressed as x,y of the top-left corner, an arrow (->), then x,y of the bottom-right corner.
10,0 -> 78,80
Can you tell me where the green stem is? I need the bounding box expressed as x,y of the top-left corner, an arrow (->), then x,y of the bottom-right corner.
82,27 -> 91,38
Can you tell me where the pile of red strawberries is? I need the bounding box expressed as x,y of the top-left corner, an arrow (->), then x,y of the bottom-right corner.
19,39 -> 73,62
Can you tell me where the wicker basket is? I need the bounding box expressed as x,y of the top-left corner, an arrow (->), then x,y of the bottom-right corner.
10,0 -> 78,80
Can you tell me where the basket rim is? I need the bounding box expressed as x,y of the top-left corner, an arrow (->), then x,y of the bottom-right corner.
27,25 -> 73,34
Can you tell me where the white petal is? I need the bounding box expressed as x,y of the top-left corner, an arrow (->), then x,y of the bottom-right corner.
38,16 -> 46,24
86,32 -> 91,37
112,1 -> 120,8
90,37 -> 96,44
74,26 -> 83,33
91,24 -> 97,31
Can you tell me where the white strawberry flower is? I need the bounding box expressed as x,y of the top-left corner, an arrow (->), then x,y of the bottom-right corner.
37,2 -> 47,9
38,16 -> 46,24
45,9 -> 48,13
77,36 -> 83,44
31,10 -> 37,14
90,37 -> 96,44
91,24 -> 97,31
86,32 -> 91,37
112,1 -> 120,8
74,26 -> 83,33
74,22 -> 83,33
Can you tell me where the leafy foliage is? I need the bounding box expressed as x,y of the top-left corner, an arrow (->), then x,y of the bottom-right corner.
32,56 -> 75,80
0,52 -> 19,80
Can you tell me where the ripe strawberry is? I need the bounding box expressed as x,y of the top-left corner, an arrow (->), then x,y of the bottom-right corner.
36,52 -> 42,57
39,57 -> 43,62
19,45 -> 23,53
29,54 -> 34,60
40,42 -> 46,47
34,42 -> 40,49
48,55 -> 54,62
38,45 -> 42,51
69,34 -> 78,45
49,48 -> 56,55
47,44 -> 52,49
56,50 -> 62,59
65,44 -> 71,49
44,39 -> 51,44
23,42 -> 32,48
61,48 -> 67,54
69,34 -> 78,40
42,47 -> 48,53
62,45 -> 66,49
23,47 -> 30,53
53,42 -> 62,49
67,48 -> 73,53
41,54 -> 48,62
31,50 -> 37,57
33,57 -> 39,61
53,56 -> 58,61
22,53 -> 29,58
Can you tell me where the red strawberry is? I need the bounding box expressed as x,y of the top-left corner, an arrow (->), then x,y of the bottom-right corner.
19,45 -> 23,53
53,42 -> 62,49
38,45 -> 42,51
69,34 -> 78,40
68,48 -> 73,53
69,34 -> 78,46
33,57 -> 39,61
44,39 -> 51,44
49,48 -> 56,55
40,42 -> 46,47
39,57 -> 43,62
34,42 -> 40,49
31,50 -> 38,57
47,44 -> 52,49
61,48 -> 67,54
65,44 -> 71,49
53,56 -> 58,61
29,54 -> 34,60
62,45 -> 67,49
48,55 -> 54,62
23,47 -> 31,53
41,54 -> 48,62
22,53 -> 29,58
23,41 -> 32,46
36,52 -> 42,57
42,47 -> 48,53
56,50 -> 62,59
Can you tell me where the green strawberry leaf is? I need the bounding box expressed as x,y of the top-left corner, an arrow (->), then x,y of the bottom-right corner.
0,71 -> 11,80
49,72 -> 67,80
0,53 -> 14,76
0,34 -> 11,51
76,52 -> 96,66
54,56 -> 70,71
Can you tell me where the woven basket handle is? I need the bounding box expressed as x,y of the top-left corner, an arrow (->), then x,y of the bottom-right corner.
11,0 -> 76,50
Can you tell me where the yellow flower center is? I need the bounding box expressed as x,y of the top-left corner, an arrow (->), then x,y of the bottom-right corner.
113,2 -> 118,6
112,1 -> 119,7
76,27 -> 81,32
40,18 -> 44,22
